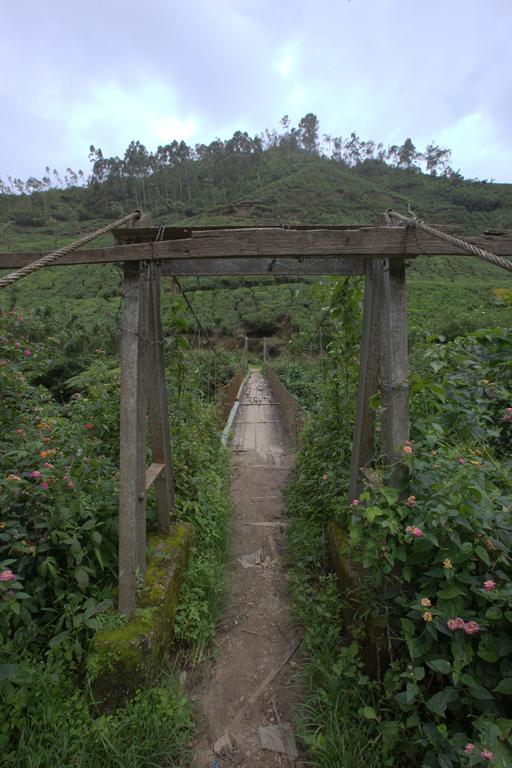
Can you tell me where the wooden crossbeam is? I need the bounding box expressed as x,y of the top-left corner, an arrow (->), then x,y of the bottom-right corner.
1,226 -> 512,269
159,257 -> 365,276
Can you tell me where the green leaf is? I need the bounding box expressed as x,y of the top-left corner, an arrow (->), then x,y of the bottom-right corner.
478,636 -> 501,663
74,567 -> 89,590
365,506 -> 383,523
460,674 -> 493,699
406,682 -> 419,704
475,545 -> 490,565
425,688 -> 457,716
360,706 -> 378,720
380,487 -> 399,505
401,618 -> 415,637
437,583 -> 466,599
494,678 -> 512,695
427,659 -> 452,675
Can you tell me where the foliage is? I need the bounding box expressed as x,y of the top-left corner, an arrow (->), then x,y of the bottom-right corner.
1,664 -> 192,767
0,301 -> 233,761
285,291 -> 512,766
0,310 -> 119,666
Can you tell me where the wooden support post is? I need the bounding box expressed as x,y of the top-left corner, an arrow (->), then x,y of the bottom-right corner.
380,257 -> 410,485
118,261 -> 149,617
147,262 -> 174,534
348,260 -> 383,501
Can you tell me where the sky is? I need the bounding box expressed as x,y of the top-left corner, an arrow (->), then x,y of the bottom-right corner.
1,0 -> 511,183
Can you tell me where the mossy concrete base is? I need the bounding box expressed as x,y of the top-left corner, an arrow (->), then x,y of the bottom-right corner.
88,521 -> 193,710
326,520 -> 387,677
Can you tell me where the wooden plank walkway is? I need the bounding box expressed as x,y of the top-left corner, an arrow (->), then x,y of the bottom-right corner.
193,370 -> 301,767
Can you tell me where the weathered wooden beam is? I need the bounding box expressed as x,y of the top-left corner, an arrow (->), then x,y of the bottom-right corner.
2,227 -> 512,268
112,224 -> 375,244
118,261 -> 149,617
113,223 -> 465,244
145,462 -> 165,491
348,260 -> 383,501
146,263 -> 174,534
159,257 -> 365,276
379,258 -> 410,485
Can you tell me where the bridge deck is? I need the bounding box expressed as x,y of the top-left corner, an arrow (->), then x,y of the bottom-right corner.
194,370 -> 299,766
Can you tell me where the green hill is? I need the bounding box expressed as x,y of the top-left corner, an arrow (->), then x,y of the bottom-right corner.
1,124 -> 511,353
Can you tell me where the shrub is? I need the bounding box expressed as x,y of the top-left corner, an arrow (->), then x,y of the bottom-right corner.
286,326 -> 512,767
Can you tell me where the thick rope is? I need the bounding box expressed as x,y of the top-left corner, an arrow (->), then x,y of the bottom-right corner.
387,209 -> 512,274
0,210 -> 141,289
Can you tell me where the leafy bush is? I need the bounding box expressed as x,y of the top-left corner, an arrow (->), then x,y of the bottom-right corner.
286,324 -> 512,767
0,311 -> 119,665
0,303 -> 233,760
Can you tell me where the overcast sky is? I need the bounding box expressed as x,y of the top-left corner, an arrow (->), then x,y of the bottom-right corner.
2,0 -> 511,183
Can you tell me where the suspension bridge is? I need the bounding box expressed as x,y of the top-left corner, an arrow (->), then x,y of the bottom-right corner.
1,213 -> 511,617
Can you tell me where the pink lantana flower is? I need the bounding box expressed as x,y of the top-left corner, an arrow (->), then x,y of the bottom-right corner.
0,569 -> 16,582
322,473 -> 328,481
457,457 -> 465,464
447,617 -> 465,631
480,750 -> 493,761
483,580 -> 497,592
406,495 -> 416,508
30,470 -> 42,479
351,499 -> 360,506
464,743 -> 475,755
405,525 -> 423,538
39,482 -> 49,490
502,407 -> 512,422
403,444 -> 413,455
67,480 -> 74,489
14,341 -> 21,349
464,621 -> 480,635
23,349 -> 31,357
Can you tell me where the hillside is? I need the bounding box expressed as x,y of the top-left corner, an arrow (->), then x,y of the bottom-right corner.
1,130 -> 511,354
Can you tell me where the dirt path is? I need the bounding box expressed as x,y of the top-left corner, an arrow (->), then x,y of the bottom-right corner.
193,369 -> 301,768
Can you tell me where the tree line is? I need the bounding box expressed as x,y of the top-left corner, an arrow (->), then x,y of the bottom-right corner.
0,113 -> 455,216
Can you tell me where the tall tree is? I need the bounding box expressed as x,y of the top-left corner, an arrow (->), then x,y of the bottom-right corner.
298,113 -> 320,154
423,143 -> 452,176
397,138 -> 419,169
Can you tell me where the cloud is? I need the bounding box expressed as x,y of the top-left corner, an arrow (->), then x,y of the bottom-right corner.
66,81 -> 200,156
0,0 -> 511,182
437,112 -> 512,182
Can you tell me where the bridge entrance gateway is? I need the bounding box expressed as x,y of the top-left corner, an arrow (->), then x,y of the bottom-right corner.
1,216 -> 511,615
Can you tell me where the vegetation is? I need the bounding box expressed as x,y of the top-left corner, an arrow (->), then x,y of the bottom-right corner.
0,302 -> 237,765
282,278 -> 512,767
2,115 -> 510,355
1,113 -> 511,766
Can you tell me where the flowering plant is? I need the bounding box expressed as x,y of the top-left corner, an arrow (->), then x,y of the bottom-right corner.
342,329 -> 512,765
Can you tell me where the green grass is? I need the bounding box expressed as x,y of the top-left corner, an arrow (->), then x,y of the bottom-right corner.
3,668 -> 193,768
